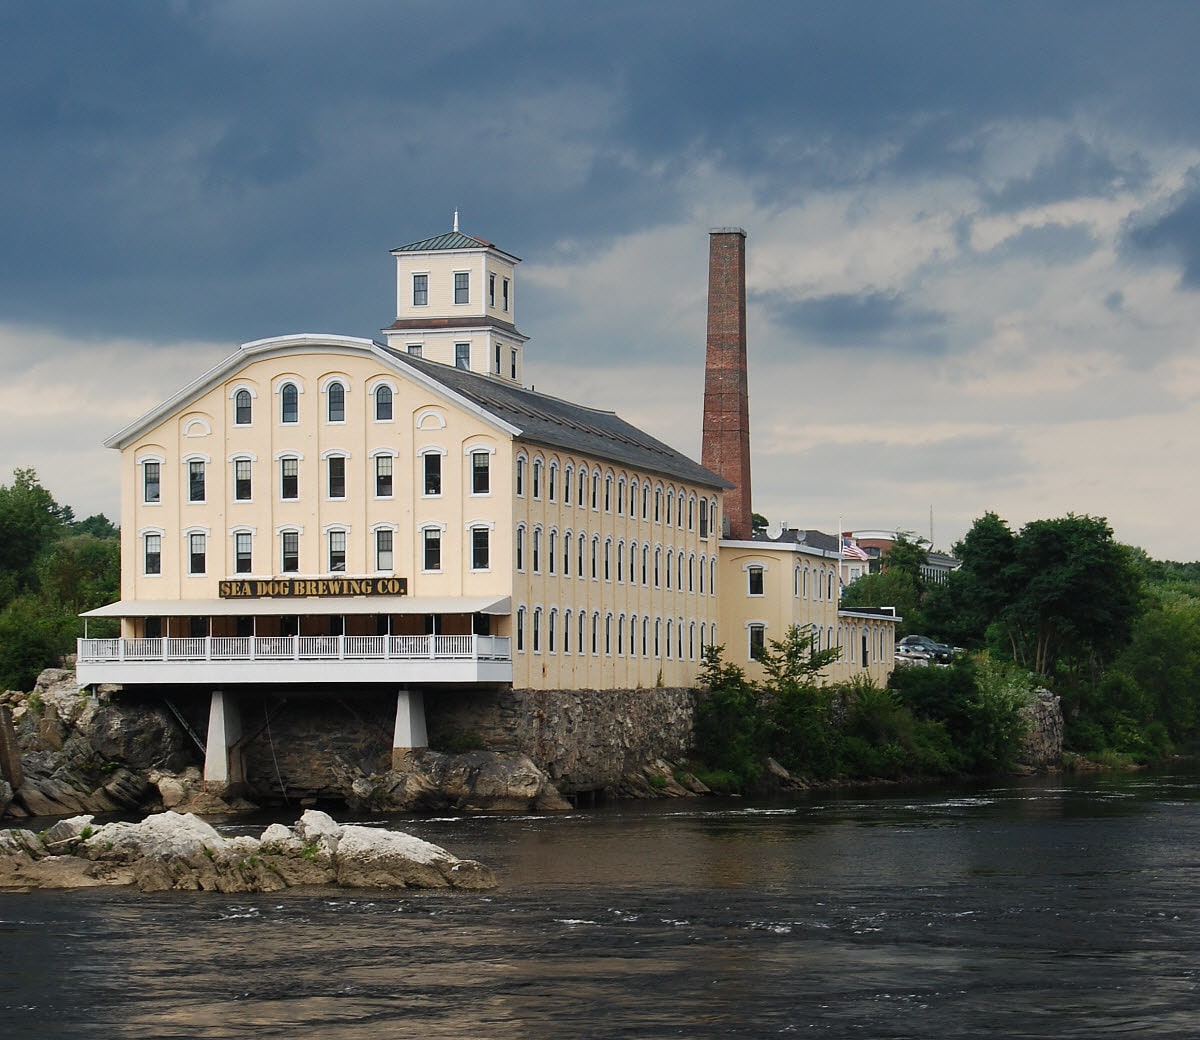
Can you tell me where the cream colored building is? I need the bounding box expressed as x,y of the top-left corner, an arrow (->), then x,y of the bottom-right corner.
718,536 -> 896,687
77,227 -> 730,788
76,224 -> 895,790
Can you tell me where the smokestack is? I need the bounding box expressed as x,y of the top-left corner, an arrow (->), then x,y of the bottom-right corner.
701,227 -> 752,540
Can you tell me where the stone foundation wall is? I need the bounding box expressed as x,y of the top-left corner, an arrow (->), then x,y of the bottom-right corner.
427,687 -> 698,793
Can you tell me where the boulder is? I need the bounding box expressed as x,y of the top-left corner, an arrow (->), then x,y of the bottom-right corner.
349,749 -> 571,812
0,810 -> 495,892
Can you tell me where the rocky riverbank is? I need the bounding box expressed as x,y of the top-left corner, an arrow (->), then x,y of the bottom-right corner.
0,808 -> 495,892
1,669 -> 709,821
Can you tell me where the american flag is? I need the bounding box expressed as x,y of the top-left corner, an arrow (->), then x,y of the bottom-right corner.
842,539 -> 870,561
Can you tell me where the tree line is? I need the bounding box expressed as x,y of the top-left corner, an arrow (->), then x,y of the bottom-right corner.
0,468 -> 119,691
841,512 -> 1200,763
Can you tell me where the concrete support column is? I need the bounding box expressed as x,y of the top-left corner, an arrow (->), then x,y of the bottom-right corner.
392,688 -> 428,768
204,689 -> 245,798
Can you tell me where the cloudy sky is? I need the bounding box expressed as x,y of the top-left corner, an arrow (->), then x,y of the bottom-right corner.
3,2 -> 1199,559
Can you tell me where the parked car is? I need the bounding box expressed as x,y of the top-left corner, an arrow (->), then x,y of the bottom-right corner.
896,634 -> 956,663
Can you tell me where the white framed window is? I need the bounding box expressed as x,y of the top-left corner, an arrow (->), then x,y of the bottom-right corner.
187,531 -> 207,575
327,455 -> 347,499
234,531 -> 253,574
422,449 -> 444,496
470,526 -> 490,571
233,458 -> 252,501
326,381 -> 346,423
502,277 -> 510,311
455,342 -> 470,370
532,458 -> 543,499
748,565 -> 765,596
516,455 -> 527,497
374,527 -> 395,571
186,459 -> 206,503
470,449 -> 491,495
374,454 -> 394,498
141,458 -> 162,505
143,532 -> 162,575
280,382 -> 299,424
454,271 -> 469,305
373,384 -> 393,422
413,273 -> 428,306
280,456 -> 299,500
516,524 -> 526,571
327,529 -> 347,573
422,527 -> 442,572
749,623 -> 766,662
280,530 -> 300,573
516,606 -> 526,652
233,388 -> 254,426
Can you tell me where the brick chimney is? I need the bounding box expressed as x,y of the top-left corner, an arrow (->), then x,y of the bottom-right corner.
701,227 -> 752,539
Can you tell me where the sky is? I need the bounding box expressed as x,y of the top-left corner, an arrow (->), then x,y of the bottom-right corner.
2,1 -> 1199,560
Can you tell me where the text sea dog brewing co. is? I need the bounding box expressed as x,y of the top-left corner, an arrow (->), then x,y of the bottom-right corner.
218,577 -> 409,599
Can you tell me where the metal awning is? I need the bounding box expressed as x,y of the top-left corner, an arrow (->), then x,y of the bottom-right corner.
81,595 -> 511,618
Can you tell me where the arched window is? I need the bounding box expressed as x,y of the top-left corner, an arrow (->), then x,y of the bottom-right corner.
548,529 -> 557,575
665,548 -> 673,590
327,382 -> 345,423
548,461 -> 558,502
374,385 -> 393,421
549,609 -> 557,653
281,383 -> 298,424
666,619 -> 673,659
532,608 -> 542,653
234,389 -> 252,425
516,607 -> 526,652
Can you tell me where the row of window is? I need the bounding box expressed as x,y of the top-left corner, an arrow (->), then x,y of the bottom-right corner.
515,457 -> 716,537
411,271 -> 509,311
230,381 -> 397,428
515,606 -> 712,662
515,526 -> 718,594
142,450 -> 493,505
147,525 -> 491,577
741,563 -> 842,601
747,622 -> 892,666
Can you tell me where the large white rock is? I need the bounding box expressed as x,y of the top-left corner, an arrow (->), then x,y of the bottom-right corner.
82,811 -> 226,862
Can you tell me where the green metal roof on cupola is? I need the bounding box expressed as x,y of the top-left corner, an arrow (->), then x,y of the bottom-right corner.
391,230 -> 522,262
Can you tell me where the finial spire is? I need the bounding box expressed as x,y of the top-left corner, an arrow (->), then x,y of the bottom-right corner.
453,209 -> 459,233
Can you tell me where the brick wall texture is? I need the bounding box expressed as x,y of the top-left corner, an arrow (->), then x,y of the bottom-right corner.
701,228 -> 753,539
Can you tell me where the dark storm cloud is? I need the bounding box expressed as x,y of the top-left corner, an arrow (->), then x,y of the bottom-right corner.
1123,169 -> 1200,288
757,291 -> 947,354
2,2 -> 1200,341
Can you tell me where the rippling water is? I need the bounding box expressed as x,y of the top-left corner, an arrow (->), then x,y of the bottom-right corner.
4,772 -> 1200,1038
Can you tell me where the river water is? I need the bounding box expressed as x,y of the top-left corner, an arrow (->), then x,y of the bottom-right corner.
3,771 -> 1200,1038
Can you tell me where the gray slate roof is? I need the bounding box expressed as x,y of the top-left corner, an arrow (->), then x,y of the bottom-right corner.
392,231 -> 521,261
384,348 -> 730,490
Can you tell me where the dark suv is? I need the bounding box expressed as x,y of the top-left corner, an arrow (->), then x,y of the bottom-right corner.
896,634 -> 955,663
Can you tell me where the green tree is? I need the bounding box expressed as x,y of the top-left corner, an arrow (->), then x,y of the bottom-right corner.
924,511 -> 1019,648
0,468 -> 69,603
36,534 -> 120,615
841,568 -> 924,636
1001,515 -> 1140,678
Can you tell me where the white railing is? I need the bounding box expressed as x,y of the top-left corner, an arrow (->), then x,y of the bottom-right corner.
78,634 -> 512,665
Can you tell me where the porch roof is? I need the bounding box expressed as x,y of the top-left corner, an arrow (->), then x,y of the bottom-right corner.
81,595 -> 511,619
